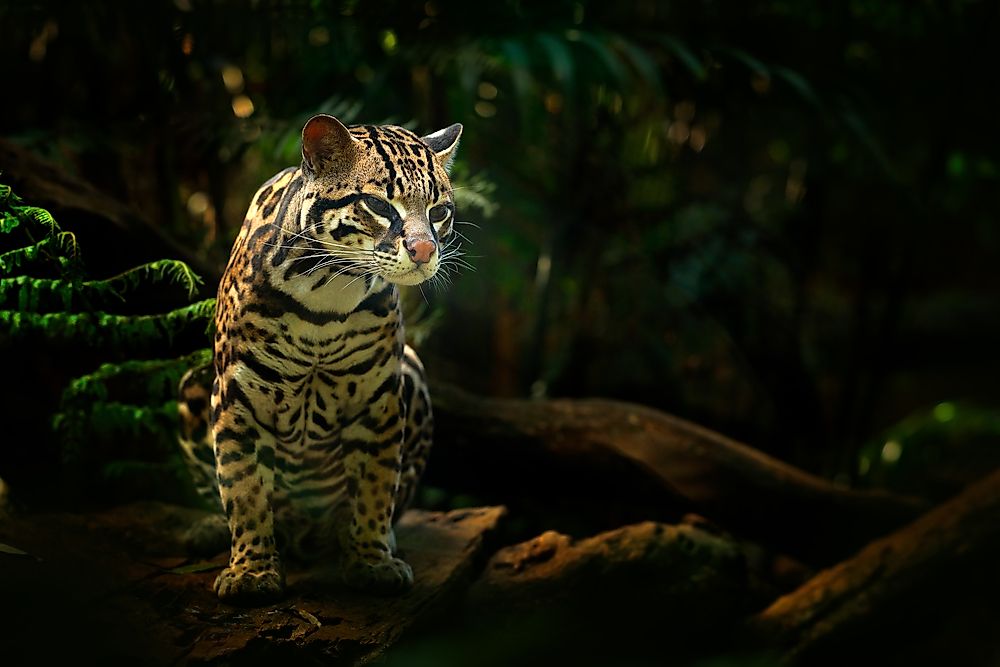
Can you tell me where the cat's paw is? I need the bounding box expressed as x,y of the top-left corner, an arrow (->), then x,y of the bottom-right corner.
342,555 -> 414,594
214,565 -> 285,603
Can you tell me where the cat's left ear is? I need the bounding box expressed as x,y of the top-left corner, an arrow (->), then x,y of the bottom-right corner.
421,123 -> 463,172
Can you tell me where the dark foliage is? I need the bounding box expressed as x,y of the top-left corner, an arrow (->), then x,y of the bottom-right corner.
1,0 -> 998,509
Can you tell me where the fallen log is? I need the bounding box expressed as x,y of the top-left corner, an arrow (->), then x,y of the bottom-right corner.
384,518 -> 767,665
469,518 -> 750,611
749,467 -> 1000,665
0,501 -> 505,665
430,383 -> 929,564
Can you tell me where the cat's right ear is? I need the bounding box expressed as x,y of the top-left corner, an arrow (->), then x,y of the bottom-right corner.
302,114 -> 358,175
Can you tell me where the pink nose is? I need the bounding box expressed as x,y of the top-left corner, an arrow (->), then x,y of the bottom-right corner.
405,238 -> 437,265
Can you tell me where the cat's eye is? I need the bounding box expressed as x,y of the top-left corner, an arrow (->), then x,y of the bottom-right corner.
429,204 -> 452,223
363,196 -> 393,218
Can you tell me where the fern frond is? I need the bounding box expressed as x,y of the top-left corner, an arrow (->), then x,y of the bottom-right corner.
0,275 -> 78,311
0,194 -> 62,237
0,298 -> 216,347
60,349 -> 212,408
98,259 -> 204,300
0,232 -> 79,276
56,400 -> 181,462
0,261 -> 207,312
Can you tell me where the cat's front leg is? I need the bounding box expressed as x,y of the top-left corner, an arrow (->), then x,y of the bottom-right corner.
339,369 -> 412,593
211,375 -> 285,602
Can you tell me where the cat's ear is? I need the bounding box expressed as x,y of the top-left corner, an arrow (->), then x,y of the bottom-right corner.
421,123 -> 463,172
302,114 -> 358,175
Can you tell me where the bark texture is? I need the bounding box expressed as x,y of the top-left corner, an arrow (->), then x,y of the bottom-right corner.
431,383 -> 928,563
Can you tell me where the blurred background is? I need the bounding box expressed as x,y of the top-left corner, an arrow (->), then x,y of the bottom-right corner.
2,0 -> 1000,505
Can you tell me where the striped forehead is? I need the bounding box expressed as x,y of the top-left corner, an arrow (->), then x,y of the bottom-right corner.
349,125 -> 446,203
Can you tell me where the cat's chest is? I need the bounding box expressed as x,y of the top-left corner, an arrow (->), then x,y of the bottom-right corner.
266,315 -> 397,438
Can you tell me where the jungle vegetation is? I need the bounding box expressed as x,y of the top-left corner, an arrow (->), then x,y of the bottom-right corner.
1,0 -> 998,512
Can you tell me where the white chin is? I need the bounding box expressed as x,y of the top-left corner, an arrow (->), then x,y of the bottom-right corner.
385,269 -> 433,286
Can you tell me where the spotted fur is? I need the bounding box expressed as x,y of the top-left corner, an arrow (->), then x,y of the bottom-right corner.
177,115 -> 462,602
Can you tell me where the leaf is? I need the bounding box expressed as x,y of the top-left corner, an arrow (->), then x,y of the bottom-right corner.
96,259 -> 205,301
839,102 -> 897,181
0,542 -> 38,560
454,45 -> 486,97
0,298 -> 216,347
536,33 -> 574,88
611,35 -> 664,96
574,31 -> 629,87
655,35 -> 706,81
0,212 -> 20,234
500,38 -> 535,104
715,46 -> 770,78
168,560 -> 225,574
0,232 -> 78,275
773,66 -> 821,107
290,606 -> 322,629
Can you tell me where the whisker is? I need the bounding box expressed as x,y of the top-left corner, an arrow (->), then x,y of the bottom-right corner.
342,267 -> 382,291
447,229 -> 474,246
306,258 -> 369,277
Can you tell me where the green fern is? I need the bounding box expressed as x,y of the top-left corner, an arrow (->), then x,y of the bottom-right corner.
0,184 -> 62,237
0,261 -> 206,313
0,232 -> 78,275
0,298 -> 215,347
58,348 -> 212,408
100,259 -> 205,301
1,183 -> 215,496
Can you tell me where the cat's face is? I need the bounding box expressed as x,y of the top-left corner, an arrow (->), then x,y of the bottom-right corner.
298,115 -> 461,287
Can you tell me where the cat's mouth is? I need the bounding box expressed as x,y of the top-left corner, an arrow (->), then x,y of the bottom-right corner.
383,265 -> 435,286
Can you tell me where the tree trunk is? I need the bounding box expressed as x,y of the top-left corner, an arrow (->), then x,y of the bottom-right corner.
749,467 -> 1000,665
430,383 -> 928,564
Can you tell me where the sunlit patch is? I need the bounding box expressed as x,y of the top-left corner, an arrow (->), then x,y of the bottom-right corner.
222,65 -> 244,93
858,455 -> 871,475
880,439 -> 902,464
933,402 -> 956,423
232,95 -> 254,118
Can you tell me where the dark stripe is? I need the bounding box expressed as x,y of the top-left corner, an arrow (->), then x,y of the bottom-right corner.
306,193 -> 364,229
239,351 -> 283,384
219,377 -> 279,437
312,411 -> 332,430
219,461 -> 257,488
290,479 -> 346,499
255,184 -> 274,207
366,126 -> 397,199
327,336 -> 379,365
246,281 -> 363,326
270,176 -> 305,267
328,346 -> 390,378
356,284 -> 396,318
329,220 -> 368,242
